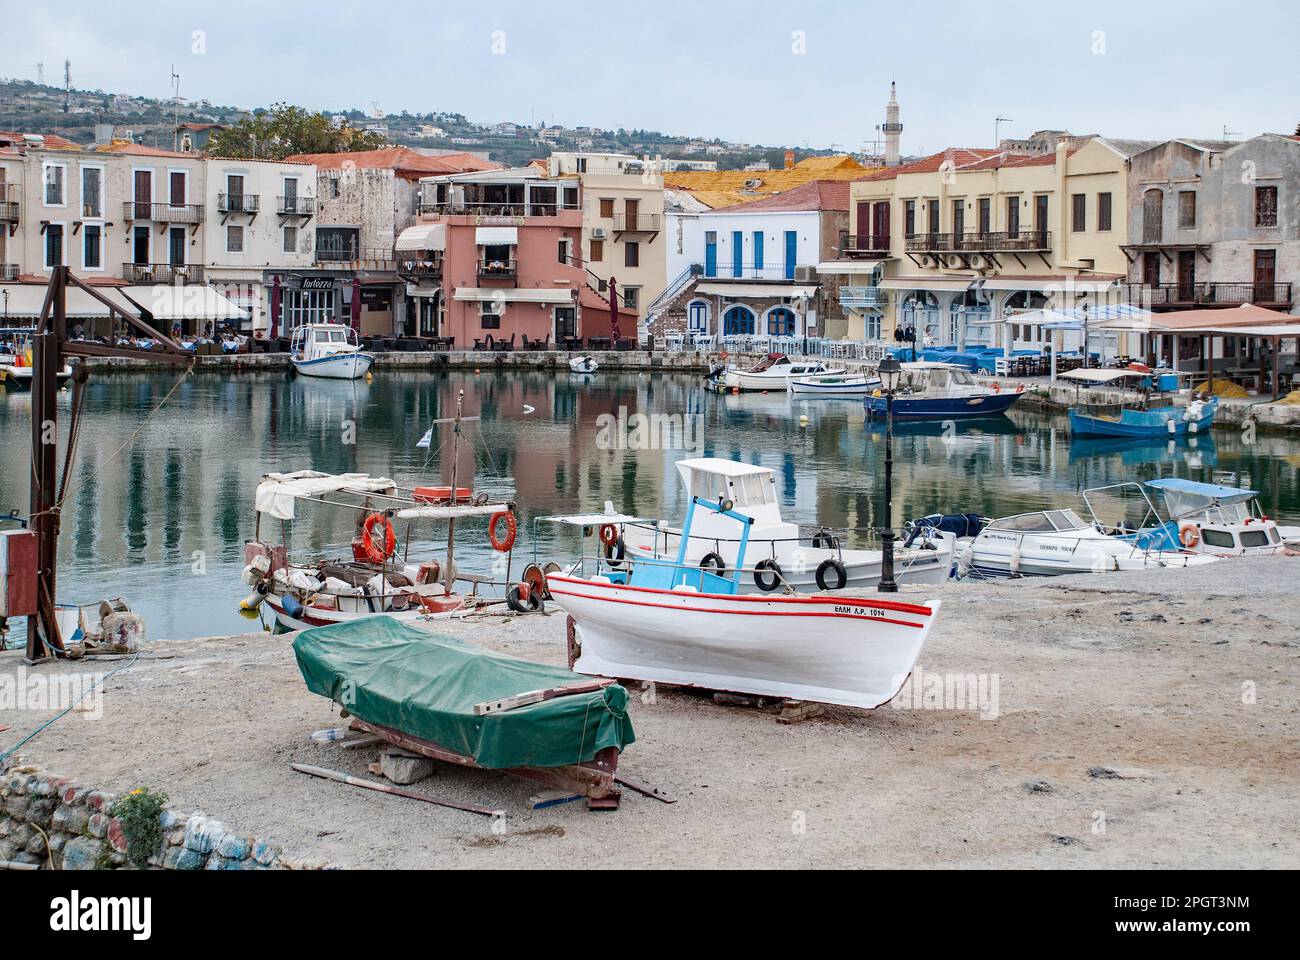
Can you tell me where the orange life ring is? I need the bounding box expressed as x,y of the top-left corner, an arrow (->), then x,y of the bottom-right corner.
489,511 -> 517,553
598,523 -> 618,546
362,513 -> 397,564
990,381 -> 1001,393
1179,524 -> 1200,548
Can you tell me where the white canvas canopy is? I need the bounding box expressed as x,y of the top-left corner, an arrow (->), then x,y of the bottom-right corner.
255,471 -> 398,520
394,503 -> 506,521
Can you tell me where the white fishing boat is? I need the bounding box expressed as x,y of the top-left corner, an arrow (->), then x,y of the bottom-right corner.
723,353 -> 843,392
0,330 -> 72,390
1125,478 -> 1300,557
789,372 -> 880,397
548,495 -> 942,709
568,355 -> 599,374
289,323 -> 374,380
562,458 -> 955,593
955,505 -> 1218,578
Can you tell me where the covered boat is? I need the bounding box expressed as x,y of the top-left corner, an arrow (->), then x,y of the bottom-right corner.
548,495 -> 942,709
864,362 -> 1024,420
293,616 -> 633,804
568,355 -> 599,373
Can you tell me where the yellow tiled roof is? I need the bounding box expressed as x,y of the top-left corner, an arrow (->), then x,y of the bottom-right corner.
663,154 -> 878,208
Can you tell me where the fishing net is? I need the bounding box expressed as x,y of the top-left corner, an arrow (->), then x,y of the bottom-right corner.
1192,379 -> 1249,399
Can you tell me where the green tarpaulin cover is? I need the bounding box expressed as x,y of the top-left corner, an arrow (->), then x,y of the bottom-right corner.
292,616 -> 634,769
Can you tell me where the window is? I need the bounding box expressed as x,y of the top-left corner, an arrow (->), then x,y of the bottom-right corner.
480,302 -> 502,329
1201,529 -> 1235,549
168,227 -> 186,266
80,167 -> 102,218
753,231 -> 764,271
328,176 -> 341,199
951,199 -> 964,237
622,286 -> 639,309
1097,192 -> 1113,232
1142,189 -> 1163,243
589,238 -> 604,262
1255,186 -> 1278,227
562,186 -> 579,209
1071,193 -> 1086,232
926,199 -> 939,234
767,307 -> 795,336
554,306 -> 577,338
44,223 -> 64,267
43,163 -> 66,206
1178,191 -> 1196,229
904,200 -> 916,237
576,157 -> 587,173
625,241 -> 639,268
226,224 -> 244,253
283,225 -> 298,254
599,197 -> 614,218
1006,196 -> 1020,236
978,197 -> 991,234
284,289 -> 336,329
687,301 -> 709,332
82,224 -> 102,270
168,170 -> 186,207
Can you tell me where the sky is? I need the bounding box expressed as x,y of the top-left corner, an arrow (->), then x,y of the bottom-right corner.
4,0 -> 1298,152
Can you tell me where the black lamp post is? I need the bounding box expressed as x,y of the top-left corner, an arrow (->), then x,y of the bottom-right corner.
877,354 -> 902,593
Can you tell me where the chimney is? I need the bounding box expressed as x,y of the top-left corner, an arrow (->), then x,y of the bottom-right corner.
784,149 -> 795,170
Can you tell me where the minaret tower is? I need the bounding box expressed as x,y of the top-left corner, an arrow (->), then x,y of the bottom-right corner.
882,82 -> 903,167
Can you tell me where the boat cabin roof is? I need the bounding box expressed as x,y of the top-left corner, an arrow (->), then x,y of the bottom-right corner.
986,509 -> 1090,533
675,457 -> 775,479
901,361 -> 963,371
1145,478 -> 1258,502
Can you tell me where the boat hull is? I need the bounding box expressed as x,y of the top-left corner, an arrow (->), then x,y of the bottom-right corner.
957,536 -> 1218,578
865,391 -> 1023,420
548,574 -> 941,709
1,365 -> 73,390
1068,399 -> 1218,438
265,594 -> 451,632
291,352 -> 375,380
789,378 -> 879,397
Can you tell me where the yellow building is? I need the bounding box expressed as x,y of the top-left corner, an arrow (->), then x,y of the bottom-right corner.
838,138 -> 1146,356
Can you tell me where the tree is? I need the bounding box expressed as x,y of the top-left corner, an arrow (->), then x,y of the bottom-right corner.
209,102 -> 387,159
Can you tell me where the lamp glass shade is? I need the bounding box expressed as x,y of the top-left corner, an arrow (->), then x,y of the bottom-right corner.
878,355 -> 902,392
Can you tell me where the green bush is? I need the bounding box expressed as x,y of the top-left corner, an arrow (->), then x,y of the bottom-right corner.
109,788 -> 168,869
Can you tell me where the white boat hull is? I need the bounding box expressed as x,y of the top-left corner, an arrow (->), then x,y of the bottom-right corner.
789,378 -> 878,397
957,534 -> 1218,578
291,352 -> 375,380
569,357 -> 599,373
549,575 -> 941,708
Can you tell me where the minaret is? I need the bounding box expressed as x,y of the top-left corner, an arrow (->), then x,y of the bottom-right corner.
882,82 -> 903,167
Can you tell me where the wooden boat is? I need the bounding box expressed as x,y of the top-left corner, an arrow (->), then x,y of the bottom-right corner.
1061,367 -> 1217,438
548,495 -> 942,709
723,353 -> 843,392
789,372 -> 880,397
864,362 -> 1023,420
290,323 -> 374,380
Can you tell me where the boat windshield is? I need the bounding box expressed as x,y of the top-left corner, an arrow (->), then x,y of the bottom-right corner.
987,509 -> 1089,533
950,369 -> 976,386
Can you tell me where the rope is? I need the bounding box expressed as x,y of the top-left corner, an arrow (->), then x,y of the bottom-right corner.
0,652 -> 140,763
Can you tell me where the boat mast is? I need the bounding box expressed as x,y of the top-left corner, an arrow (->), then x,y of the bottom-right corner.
444,390 -> 463,596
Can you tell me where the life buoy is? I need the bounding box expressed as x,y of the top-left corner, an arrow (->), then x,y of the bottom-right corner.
1179,524 -> 1200,549
753,559 -> 783,592
990,381 -> 1001,393
361,513 -> 397,564
598,523 -> 619,547
699,552 -> 726,577
815,558 -> 848,591
489,511 -> 517,553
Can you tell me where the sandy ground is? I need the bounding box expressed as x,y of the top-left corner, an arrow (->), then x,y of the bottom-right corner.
3,558 -> 1297,869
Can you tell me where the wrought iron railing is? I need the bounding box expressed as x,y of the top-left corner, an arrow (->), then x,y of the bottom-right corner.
613,213 -> 661,232
841,234 -> 890,258
218,193 -> 261,214
905,230 -> 1051,253
0,184 -> 18,223
477,259 -> 518,279
278,196 -> 316,215
122,202 -> 205,224
121,263 -> 205,284
1123,281 -> 1292,308
0,263 -> 18,281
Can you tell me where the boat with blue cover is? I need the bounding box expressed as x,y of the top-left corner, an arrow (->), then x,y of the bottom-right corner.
864,362 -> 1024,420
1124,478 -> 1300,557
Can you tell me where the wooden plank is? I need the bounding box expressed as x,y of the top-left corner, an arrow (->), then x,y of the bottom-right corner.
613,774 -> 677,804
290,763 -> 497,817
472,678 -> 615,716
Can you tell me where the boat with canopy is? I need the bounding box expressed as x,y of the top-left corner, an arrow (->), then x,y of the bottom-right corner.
1061,366 -> 1217,438
864,362 -> 1024,420
1125,478 -> 1300,557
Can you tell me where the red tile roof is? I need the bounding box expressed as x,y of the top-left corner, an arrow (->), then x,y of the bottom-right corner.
0,130 -> 83,151
285,147 -> 499,180
94,141 -> 194,158
859,147 -> 1065,182
712,179 -> 850,213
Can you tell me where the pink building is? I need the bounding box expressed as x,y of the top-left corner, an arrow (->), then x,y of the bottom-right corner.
401,168 -> 635,348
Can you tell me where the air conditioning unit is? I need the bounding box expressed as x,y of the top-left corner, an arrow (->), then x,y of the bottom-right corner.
793,265 -> 817,283
591,227 -> 608,240
967,254 -> 987,270
946,255 -> 965,270
919,255 -> 936,269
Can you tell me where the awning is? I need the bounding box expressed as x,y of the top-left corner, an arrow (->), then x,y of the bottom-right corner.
255,471 -> 398,521
453,287 -> 575,304
1058,368 -> 1148,384
475,226 -> 518,244
878,277 -> 977,292
695,282 -> 817,299
0,283 -> 142,319
395,223 -> 446,252
817,261 -> 885,275
980,276 -> 1121,292
121,285 -> 248,321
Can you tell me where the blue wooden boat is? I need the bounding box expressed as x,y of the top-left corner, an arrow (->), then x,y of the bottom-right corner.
1068,396 -> 1217,438
864,362 -> 1024,420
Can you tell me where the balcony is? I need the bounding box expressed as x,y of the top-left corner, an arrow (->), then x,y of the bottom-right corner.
905,230 -> 1051,254
397,256 -> 444,280
122,263 -> 205,284
1123,281 -> 1293,310
418,201 -> 579,218
477,259 -> 518,280
1,263 -> 18,281
278,196 -> 316,216
842,234 -> 891,259
218,193 -> 260,215
0,184 -> 18,224
839,286 -> 889,309
122,202 -> 205,224
613,213 -> 662,234
315,246 -> 394,271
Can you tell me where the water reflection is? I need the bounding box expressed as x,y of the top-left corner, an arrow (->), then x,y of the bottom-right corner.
0,371 -> 1297,641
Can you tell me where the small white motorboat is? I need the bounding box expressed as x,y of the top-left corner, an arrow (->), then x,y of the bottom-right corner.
548,495 -> 942,709
290,324 -> 375,380
0,330 -> 73,390
723,353 -> 843,392
789,372 -> 880,398
569,355 -> 599,374
1126,478 -> 1300,557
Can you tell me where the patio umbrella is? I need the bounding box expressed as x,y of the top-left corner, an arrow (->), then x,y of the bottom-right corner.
608,276 -> 620,343
269,274 -> 281,340
350,277 -> 361,332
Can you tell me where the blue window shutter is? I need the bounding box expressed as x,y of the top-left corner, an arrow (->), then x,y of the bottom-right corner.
784,231 -> 797,280
732,231 -> 743,277
753,231 -> 764,273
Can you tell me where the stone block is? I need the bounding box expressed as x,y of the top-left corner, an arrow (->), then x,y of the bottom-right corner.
4,795 -> 28,818
216,833 -> 251,861
87,813 -> 109,839
61,785 -> 87,807
27,798 -> 56,827
84,791 -> 115,813
61,836 -> 104,870
380,749 -> 435,785
250,839 -> 281,867
183,815 -> 225,854
52,805 -> 90,835
106,818 -> 128,853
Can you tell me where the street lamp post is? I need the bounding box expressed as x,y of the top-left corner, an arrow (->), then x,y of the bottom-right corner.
877,355 -> 902,593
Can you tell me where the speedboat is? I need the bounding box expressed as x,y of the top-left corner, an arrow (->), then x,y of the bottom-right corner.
556,457 -> 954,593
864,362 -> 1024,420
0,331 -> 73,390
723,353 -> 843,392
548,494 -> 942,709
1128,478 -> 1300,557
789,372 -> 880,397
290,323 -> 374,380
569,355 -> 599,374
955,505 -> 1218,578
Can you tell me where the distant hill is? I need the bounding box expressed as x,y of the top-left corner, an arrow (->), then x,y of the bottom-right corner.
0,77 -> 848,170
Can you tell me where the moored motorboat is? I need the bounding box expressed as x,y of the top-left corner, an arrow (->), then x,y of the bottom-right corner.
723,353 -> 843,392
1,330 -> 73,390
568,355 -> 599,373
548,495 -> 942,709
1062,367 -> 1217,438
864,362 -> 1024,420
1127,478 -> 1300,556
789,372 -> 880,397
289,323 -> 374,380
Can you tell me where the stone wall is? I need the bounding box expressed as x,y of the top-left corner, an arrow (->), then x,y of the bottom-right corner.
0,761 -> 328,870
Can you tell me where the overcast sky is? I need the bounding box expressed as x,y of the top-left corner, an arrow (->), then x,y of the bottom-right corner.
7,0 -> 1297,152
